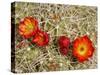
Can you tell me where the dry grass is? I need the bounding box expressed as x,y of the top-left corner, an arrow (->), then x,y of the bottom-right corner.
11,2 -> 97,73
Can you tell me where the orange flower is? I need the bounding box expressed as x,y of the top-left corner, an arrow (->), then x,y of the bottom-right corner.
32,30 -> 49,46
19,17 -> 38,38
73,35 -> 95,62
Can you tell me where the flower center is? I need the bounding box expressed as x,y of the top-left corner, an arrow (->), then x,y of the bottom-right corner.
80,47 -> 84,52
24,24 -> 34,34
27,24 -> 34,31
37,35 -> 44,43
78,45 -> 87,55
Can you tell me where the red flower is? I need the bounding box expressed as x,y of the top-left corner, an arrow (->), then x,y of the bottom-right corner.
73,35 -> 95,62
19,17 -> 38,38
32,30 -> 49,46
58,36 -> 70,56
